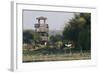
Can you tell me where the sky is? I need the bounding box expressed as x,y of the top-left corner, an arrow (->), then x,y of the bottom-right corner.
23,10 -> 75,31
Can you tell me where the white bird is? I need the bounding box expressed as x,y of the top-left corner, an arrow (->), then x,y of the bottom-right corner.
65,44 -> 72,48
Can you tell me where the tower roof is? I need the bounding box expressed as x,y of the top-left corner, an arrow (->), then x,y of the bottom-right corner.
36,16 -> 47,20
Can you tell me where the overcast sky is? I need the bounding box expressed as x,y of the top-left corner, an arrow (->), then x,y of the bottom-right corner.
23,10 -> 75,31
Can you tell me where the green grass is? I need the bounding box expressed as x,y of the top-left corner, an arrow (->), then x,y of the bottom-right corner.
23,48 -> 91,62
23,53 -> 91,62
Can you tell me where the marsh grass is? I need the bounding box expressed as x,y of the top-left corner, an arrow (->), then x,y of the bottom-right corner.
23,48 -> 91,62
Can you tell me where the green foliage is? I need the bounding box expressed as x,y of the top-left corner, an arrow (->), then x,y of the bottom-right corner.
63,26 -> 70,40
50,34 -> 62,43
50,35 -> 57,43
63,13 -> 91,50
78,29 -> 91,50
23,30 -> 41,44
23,30 -> 34,44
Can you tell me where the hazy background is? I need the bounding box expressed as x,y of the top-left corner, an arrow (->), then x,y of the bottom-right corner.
23,10 -> 75,31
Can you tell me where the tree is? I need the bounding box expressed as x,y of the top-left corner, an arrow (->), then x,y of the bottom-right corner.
50,35 -> 57,43
63,25 -> 71,41
63,13 -> 91,50
78,29 -> 91,50
23,30 -> 34,44
78,13 -> 91,50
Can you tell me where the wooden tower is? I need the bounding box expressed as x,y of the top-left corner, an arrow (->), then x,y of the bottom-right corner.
34,16 -> 49,45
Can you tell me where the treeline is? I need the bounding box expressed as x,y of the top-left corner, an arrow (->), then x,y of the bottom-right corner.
23,13 -> 91,51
